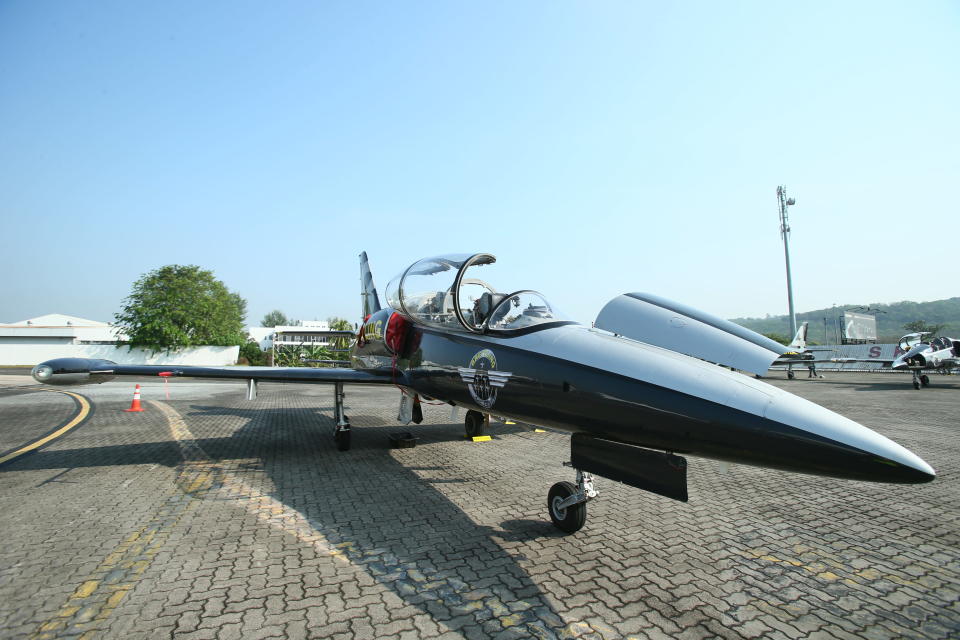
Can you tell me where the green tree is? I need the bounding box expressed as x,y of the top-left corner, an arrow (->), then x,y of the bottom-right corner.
239,340 -> 266,366
114,265 -> 247,353
261,310 -> 289,327
903,320 -> 945,336
327,316 -> 352,331
303,344 -> 335,367
762,332 -> 790,346
327,316 -> 354,351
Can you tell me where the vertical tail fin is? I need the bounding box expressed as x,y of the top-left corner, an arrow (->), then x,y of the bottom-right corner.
359,252 -> 381,318
788,321 -> 808,351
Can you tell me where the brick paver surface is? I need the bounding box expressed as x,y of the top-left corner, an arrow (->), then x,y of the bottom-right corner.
0,372 -> 957,639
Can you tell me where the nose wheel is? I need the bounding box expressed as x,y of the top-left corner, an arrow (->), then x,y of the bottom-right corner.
548,468 -> 597,533
912,371 -> 930,390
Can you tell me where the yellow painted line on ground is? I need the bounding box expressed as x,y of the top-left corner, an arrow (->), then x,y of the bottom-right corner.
31,401 -> 213,639
151,402 -> 600,638
740,546 -> 927,589
0,389 -> 91,466
151,400 -> 354,564
36,399 -> 609,639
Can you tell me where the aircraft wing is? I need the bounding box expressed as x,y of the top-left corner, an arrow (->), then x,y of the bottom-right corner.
32,358 -> 397,386
824,355 -> 960,368
775,355 -> 891,365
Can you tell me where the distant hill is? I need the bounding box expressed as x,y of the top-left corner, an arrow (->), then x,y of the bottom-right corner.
731,297 -> 960,343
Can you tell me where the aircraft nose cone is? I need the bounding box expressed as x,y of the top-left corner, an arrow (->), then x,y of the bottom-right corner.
894,457 -> 936,483
765,392 -> 936,484
32,364 -> 53,383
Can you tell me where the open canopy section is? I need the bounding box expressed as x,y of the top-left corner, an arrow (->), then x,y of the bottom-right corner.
384,253 -> 567,333
385,254 -> 475,329
898,332 -> 930,352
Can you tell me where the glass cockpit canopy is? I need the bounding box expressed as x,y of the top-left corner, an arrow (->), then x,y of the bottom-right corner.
384,253 -> 566,333
898,332 -> 929,352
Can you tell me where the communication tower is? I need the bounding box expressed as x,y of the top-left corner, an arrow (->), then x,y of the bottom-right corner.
777,186 -> 798,338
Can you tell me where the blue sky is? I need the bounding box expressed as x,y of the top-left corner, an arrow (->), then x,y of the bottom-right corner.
2,2 -> 957,328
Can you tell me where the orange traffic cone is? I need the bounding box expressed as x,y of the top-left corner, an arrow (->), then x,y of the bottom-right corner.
125,384 -> 144,412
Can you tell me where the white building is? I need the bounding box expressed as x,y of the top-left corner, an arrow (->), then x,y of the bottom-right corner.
247,321 -> 355,351
0,313 -> 238,366
0,314 -> 123,346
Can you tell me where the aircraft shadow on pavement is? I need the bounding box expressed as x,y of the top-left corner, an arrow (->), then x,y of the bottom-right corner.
487,519 -> 568,543
2,399 -> 576,637
273,404 -> 534,444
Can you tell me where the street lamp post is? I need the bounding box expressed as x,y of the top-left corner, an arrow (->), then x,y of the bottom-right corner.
777,186 -> 798,338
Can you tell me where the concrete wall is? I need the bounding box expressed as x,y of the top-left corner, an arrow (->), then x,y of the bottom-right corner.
0,344 -> 239,366
0,337 -> 76,345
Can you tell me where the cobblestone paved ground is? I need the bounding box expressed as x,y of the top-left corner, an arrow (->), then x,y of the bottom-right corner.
0,372 -> 957,639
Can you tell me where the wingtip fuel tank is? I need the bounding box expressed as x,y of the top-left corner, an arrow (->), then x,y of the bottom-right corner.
32,358 -> 117,386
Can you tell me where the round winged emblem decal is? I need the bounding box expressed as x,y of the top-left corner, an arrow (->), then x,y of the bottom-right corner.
457,349 -> 512,409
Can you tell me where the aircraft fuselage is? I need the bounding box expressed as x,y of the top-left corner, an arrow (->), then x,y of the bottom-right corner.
354,310 -> 933,485
893,341 -> 959,371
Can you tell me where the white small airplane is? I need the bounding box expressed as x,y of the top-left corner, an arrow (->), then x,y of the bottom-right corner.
887,333 -> 960,389
814,332 -> 960,389
771,322 -> 844,379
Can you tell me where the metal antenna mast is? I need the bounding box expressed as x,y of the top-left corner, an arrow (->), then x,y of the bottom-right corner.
777,185 -> 798,338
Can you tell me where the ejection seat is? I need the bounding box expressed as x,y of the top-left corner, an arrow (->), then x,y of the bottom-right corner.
472,292 -> 505,327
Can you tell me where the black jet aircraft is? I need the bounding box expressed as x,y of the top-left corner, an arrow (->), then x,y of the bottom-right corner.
31,252 -> 936,533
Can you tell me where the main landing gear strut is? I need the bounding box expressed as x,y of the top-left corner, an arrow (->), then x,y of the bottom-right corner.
548,464 -> 598,533
333,382 -> 351,451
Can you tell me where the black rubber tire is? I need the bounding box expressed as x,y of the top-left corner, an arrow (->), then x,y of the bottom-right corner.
335,429 -> 351,451
913,378 -> 921,390
920,375 -> 930,387
548,481 -> 586,533
787,370 -> 795,380
465,410 -> 486,438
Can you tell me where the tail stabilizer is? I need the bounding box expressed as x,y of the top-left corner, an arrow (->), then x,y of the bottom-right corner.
359,252 -> 381,318
788,322 -> 809,351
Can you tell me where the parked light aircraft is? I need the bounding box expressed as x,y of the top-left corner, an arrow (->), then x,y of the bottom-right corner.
861,332 -> 960,389
31,253 -> 935,533
769,322 -> 834,379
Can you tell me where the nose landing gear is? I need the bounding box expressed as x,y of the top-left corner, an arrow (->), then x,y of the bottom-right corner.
548,467 -> 598,533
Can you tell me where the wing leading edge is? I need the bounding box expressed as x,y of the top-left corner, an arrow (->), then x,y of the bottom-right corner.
32,358 -> 397,386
